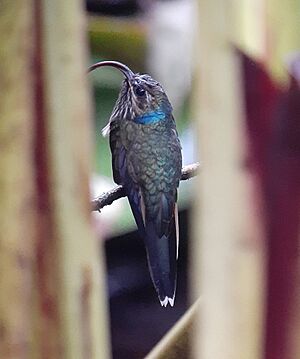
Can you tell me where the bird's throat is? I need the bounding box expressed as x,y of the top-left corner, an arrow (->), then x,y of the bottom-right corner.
134,110 -> 166,125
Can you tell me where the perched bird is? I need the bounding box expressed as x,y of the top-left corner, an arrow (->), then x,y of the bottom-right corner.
89,61 -> 182,307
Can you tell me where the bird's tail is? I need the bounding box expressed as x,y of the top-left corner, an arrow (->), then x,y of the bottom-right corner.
127,188 -> 179,307
143,205 -> 178,307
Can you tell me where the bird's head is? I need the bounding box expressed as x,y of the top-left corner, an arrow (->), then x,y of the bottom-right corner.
89,61 -> 172,124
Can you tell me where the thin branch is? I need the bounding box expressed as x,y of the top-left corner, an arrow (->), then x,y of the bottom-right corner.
180,162 -> 200,180
91,162 -> 200,212
92,185 -> 125,212
145,298 -> 201,359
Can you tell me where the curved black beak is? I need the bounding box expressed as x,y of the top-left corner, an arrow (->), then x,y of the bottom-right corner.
88,60 -> 134,80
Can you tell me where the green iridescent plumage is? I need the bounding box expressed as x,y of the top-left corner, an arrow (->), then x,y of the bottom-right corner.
116,114 -> 181,232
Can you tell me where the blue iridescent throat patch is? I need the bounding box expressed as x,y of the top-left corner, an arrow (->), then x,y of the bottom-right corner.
135,110 -> 165,124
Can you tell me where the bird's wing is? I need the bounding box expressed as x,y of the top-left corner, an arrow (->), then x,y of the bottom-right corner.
109,120 -> 147,233
108,120 -> 127,185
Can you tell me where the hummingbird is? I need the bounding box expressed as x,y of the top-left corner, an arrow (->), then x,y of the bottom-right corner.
89,61 -> 182,307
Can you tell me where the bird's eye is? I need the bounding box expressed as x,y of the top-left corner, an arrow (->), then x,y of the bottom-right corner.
134,86 -> 146,97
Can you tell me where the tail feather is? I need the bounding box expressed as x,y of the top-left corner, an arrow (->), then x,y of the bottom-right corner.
143,216 -> 178,307
126,185 -> 179,307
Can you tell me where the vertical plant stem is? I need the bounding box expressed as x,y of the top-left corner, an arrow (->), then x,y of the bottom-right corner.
191,1 -> 266,359
35,1 -> 110,358
0,1 -> 36,358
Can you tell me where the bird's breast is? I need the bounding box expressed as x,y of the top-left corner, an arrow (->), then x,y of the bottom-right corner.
119,119 -> 182,204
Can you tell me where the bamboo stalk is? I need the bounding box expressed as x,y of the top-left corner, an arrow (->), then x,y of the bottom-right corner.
191,1 -> 266,359
266,0 -> 300,83
0,1 -> 36,358
233,0 -> 267,61
35,1 -> 110,358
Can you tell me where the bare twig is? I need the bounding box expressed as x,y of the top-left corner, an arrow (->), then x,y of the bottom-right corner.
180,162 -> 200,180
145,298 -> 201,359
91,162 -> 200,212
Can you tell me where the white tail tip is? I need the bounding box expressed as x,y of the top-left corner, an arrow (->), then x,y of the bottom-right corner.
160,296 -> 175,307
